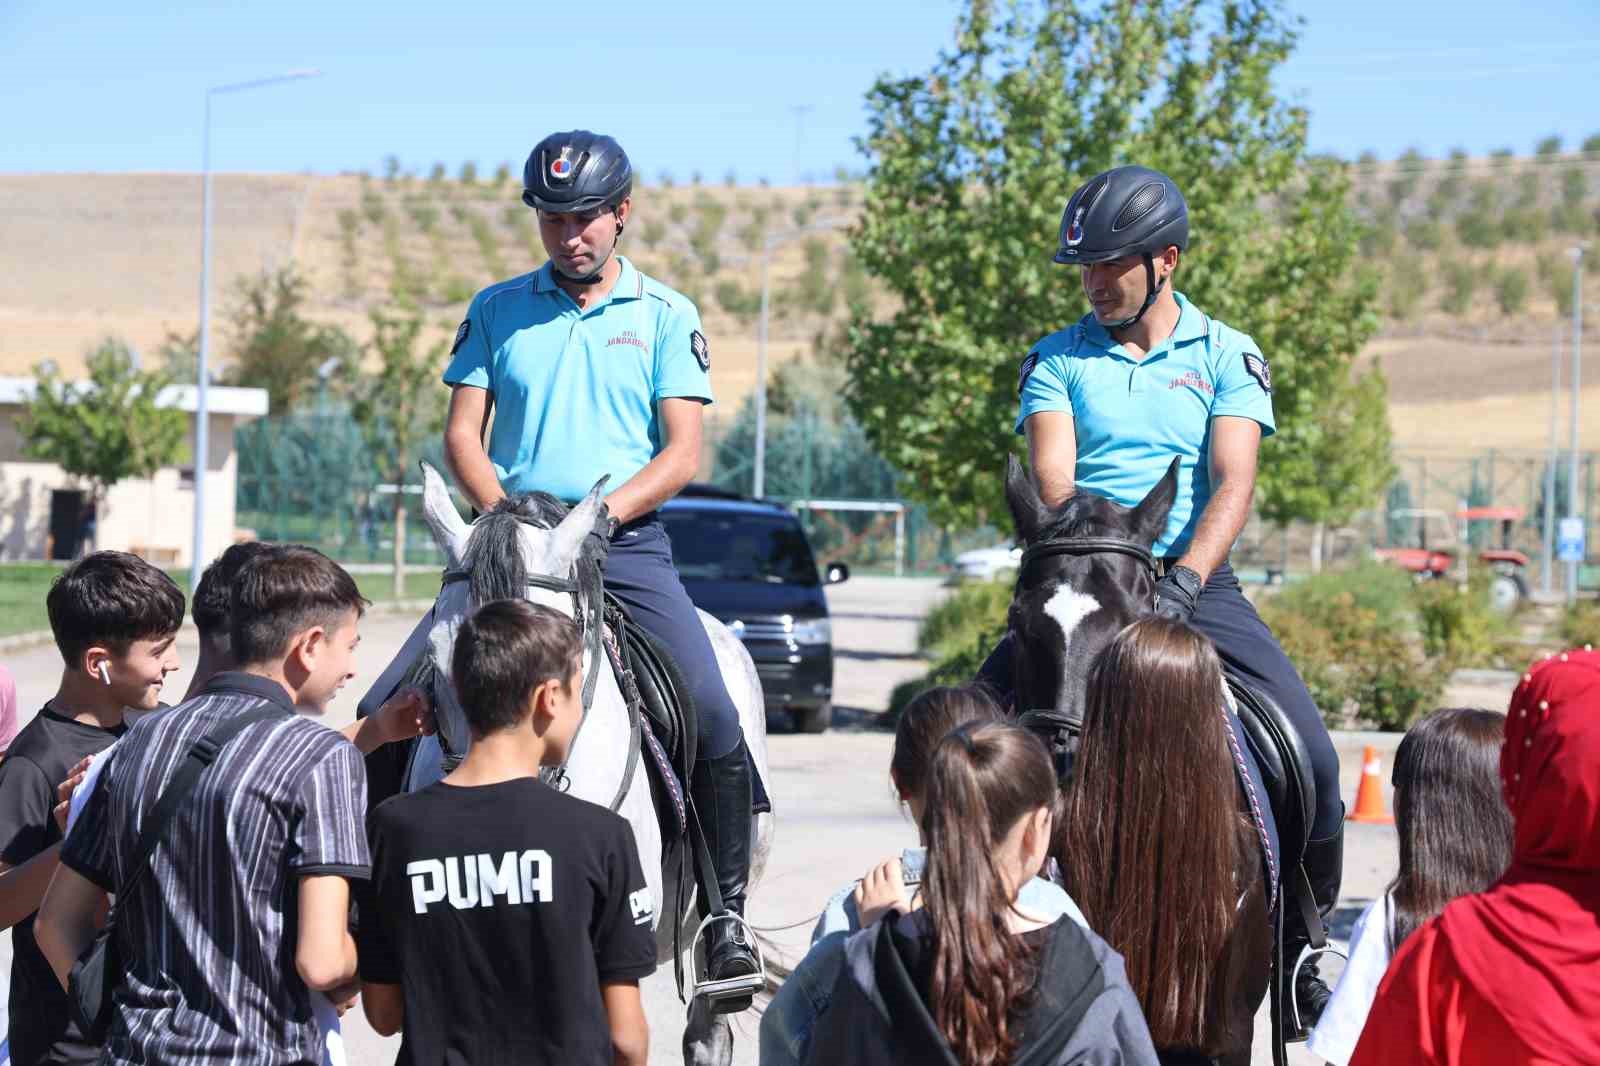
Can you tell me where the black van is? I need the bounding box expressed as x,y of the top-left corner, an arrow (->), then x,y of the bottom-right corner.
661,487 -> 847,733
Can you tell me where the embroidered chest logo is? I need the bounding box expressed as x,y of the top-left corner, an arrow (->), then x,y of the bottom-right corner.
607,330 -> 649,352
1168,370 -> 1214,395
407,851 -> 553,913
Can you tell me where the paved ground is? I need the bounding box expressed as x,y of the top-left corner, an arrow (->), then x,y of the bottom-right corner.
0,576 -> 1518,1065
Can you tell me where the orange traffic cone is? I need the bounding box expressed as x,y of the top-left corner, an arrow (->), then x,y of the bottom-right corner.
1347,745 -> 1394,824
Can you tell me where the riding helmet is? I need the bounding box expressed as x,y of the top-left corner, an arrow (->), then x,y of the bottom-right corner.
522,130 -> 634,214
1053,165 -> 1189,266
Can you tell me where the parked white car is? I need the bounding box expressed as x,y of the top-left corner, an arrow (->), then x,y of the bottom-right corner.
951,542 -> 1023,583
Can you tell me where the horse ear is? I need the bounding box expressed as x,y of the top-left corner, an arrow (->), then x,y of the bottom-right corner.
1130,457 -> 1180,547
420,461 -> 470,565
547,475 -> 611,568
1005,454 -> 1051,546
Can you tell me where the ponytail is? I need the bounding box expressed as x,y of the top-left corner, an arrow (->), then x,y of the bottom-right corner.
921,721 -> 1058,1066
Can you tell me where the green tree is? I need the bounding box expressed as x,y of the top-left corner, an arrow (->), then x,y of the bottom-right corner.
843,0 -> 1380,525
19,340 -> 188,546
1584,133 -> 1600,155
1256,367 -> 1396,571
1535,134 -> 1563,156
458,160 -> 478,185
383,155 -> 402,182
346,311 -> 449,596
1441,259 -> 1478,313
223,268 -> 356,414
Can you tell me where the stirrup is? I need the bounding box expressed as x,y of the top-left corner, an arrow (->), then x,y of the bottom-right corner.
686,911 -> 767,1004
1289,943 -> 1349,1034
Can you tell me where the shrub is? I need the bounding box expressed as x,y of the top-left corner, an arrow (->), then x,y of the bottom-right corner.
640,219 -> 666,249
442,276 -> 476,304
407,201 -> 439,232
459,161 -> 477,185
1584,133 -> 1600,156
493,161 -> 511,186
889,580 -> 1010,715
1494,267 -> 1529,315
1412,572 -> 1515,668
1405,218 -> 1443,251
1560,166 -> 1587,210
1441,259 -> 1478,314
1558,600 -> 1600,648
714,279 -> 760,319
1535,134 -> 1563,156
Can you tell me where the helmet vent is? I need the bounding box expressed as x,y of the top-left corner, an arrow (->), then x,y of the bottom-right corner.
1081,175 -> 1110,211
1113,182 -> 1166,231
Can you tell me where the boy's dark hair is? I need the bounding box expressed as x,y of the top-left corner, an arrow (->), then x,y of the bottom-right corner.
451,599 -> 583,736
47,551 -> 186,667
192,541 -> 277,647
230,546 -> 368,665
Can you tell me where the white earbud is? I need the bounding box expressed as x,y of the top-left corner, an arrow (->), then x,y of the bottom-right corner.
97,662 -> 112,686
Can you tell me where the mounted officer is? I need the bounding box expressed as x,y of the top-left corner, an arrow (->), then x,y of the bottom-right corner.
440,130 -> 759,1010
982,164 -> 1345,1034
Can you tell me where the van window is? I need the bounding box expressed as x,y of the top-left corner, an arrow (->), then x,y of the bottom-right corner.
663,512 -> 821,586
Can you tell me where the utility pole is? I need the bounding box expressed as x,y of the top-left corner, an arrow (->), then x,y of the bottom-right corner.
1543,327 -> 1562,595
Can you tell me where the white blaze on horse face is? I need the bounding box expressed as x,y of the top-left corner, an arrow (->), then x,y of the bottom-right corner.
1043,583 -> 1101,653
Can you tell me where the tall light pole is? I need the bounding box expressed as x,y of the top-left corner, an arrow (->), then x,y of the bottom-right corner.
1543,327 -> 1562,595
752,219 -> 846,498
192,69 -> 321,589
1566,245 -> 1586,604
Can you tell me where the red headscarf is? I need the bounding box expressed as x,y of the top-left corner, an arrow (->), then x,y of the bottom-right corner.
1352,647 -> 1600,1064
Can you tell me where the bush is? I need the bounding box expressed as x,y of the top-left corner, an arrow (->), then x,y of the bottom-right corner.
1535,134 -> 1563,156
887,580 -> 1009,716
1494,267 -> 1529,315
1584,133 -> 1600,156
1405,218 -> 1443,251
1559,600 -> 1600,648
1441,259 -> 1478,313
1412,572 -> 1515,668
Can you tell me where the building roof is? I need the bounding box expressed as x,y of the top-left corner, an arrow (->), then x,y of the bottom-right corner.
0,377 -> 269,419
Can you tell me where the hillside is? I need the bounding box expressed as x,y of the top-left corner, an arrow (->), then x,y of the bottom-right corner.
1,153 -> 1597,453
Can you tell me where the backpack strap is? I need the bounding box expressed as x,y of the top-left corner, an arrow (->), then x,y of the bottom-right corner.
112,704 -> 286,906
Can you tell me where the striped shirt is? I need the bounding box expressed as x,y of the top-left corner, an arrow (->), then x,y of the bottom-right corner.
61,672 -> 369,1066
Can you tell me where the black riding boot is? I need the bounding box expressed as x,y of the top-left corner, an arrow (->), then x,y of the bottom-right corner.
690,739 -> 759,1014
1284,822 -> 1345,1040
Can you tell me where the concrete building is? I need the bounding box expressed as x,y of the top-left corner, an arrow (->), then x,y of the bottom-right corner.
0,378 -> 268,567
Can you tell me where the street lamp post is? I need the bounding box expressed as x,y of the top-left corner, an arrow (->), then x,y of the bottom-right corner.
1566,245 -> 1586,604
751,219 -> 846,498
191,69 -> 321,591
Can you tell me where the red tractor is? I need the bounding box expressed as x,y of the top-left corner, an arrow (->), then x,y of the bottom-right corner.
1374,506 -> 1530,612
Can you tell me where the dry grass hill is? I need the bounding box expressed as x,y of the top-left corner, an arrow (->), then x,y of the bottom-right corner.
1,153 -> 1597,454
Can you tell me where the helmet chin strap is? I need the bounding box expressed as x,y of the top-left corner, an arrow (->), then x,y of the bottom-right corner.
1105,253 -> 1165,332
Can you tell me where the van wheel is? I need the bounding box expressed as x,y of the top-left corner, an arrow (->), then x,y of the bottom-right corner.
793,703 -> 832,734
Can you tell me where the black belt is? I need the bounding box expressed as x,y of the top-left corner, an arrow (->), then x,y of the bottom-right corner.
612,510 -> 660,537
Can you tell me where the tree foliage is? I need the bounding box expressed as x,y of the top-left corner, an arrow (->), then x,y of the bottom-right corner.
346,311 -> 449,595
19,339 -> 188,504
843,0 -> 1381,526
224,268 -> 356,415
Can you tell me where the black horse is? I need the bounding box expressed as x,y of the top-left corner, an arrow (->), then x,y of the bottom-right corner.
1002,455 -> 1322,1066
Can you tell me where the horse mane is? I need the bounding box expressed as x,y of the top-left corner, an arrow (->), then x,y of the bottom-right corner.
458,492 -> 606,609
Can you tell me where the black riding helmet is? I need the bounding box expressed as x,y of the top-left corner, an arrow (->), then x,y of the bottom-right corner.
522,129 -> 633,214
1053,165 -> 1189,330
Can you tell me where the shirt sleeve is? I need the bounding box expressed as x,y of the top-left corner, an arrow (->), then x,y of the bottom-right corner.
290,741 -> 370,879
1016,348 -> 1075,434
652,299 -> 714,404
0,756 -> 55,867
442,293 -> 494,391
356,808 -> 401,984
592,820 -> 659,983
59,752 -> 118,891
1211,332 -> 1276,436
1308,896 -> 1392,1066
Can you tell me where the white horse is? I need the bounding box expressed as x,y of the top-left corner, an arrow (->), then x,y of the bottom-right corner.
360,462 -> 774,1065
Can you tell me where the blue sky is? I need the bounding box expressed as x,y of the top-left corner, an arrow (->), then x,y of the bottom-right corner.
2,1 -> 1595,179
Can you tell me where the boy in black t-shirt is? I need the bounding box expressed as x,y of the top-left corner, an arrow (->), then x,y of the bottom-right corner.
359,599 -> 656,1066
0,551 -> 184,1066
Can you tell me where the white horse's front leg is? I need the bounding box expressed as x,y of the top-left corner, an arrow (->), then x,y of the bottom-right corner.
682,997 -> 734,1066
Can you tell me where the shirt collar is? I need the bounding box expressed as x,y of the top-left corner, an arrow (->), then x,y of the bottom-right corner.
531,255 -> 644,304
199,671 -> 297,714
1081,290 -> 1207,359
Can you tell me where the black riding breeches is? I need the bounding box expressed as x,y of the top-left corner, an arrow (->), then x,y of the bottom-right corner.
977,561 -> 1343,841
602,516 -> 745,760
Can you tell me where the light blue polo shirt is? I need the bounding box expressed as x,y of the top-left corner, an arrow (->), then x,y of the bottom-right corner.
1016,291 -> 1275,557
443,255 -> 713,502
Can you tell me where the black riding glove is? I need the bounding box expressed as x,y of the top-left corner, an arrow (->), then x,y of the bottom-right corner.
1154,565 -> 1204,623
586,505 -> 619,562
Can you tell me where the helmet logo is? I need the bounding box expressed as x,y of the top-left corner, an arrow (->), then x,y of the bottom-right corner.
1064,204 -> 1087,248
550,152 -> 573,179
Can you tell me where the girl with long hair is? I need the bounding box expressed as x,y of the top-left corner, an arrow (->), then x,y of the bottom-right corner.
1352,649 -> 1600,1065
1060,618 -> 1268,1062
795,718 -> 1158,1066
1308,707 -> 1511,1066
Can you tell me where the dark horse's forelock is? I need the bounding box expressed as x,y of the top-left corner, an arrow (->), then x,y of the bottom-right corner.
1035,492 -> 1130,544
458,492 -> 606,608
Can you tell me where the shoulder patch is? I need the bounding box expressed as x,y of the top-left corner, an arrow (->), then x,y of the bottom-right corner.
690,330 -> 710,372
451,319 -> 471,356
1243,352 -> 1272,393
1018,351 -> 1040,395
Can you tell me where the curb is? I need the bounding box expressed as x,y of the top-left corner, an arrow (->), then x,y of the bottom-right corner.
0,598 -> 437,655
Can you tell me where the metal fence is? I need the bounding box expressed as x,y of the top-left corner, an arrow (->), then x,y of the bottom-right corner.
235,410 -> 1598,585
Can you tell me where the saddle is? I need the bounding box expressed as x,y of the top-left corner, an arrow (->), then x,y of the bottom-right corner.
603,593 -> 698,839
